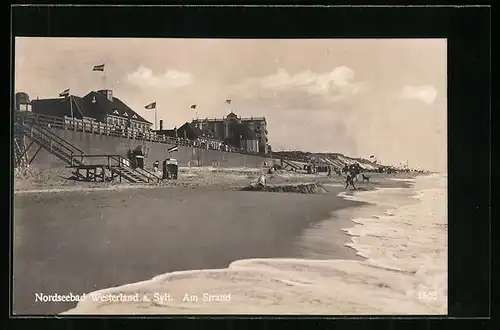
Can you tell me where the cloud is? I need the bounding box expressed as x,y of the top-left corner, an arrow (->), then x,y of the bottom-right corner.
235,66 -> 363,101
399,85 -> 438,105
126,66 -> 193,89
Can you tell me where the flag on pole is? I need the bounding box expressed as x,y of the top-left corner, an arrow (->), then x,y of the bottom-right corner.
370,155 -> 375,158
167,145 -> 179,153
145,102 -> 156,110
59,88 -> 70,97
93,64 -> 105,71
190,104 -> 197,109
225,99 -> 231,104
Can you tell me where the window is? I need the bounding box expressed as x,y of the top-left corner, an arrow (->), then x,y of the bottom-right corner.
19,104 -> 32,112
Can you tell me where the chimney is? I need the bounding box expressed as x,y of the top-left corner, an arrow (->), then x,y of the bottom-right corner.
159,120 -> 163,131
97,89 -> 113,102
106,90 -> 113,102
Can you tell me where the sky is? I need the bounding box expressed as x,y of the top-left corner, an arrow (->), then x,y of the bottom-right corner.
14,38 -> 447,172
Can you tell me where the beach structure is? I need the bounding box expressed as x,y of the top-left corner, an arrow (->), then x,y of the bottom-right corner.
30,89 -> 153,133
13,90 -> 383,174
13,91 -> 278,170
191,112 -> 270,154
162,158 -> 179,180
14,92 -> 32,167
14,91 -> 162,183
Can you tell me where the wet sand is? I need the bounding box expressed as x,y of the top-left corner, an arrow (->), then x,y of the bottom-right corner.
12,168 -> 416,315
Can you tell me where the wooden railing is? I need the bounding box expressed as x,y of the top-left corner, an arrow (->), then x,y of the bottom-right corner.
16,112 -> 274,158
69,154 -> 161,183
15,121 -> 85,165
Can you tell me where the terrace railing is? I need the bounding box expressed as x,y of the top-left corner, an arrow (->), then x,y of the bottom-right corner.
15,119 -> 85,166
15,112 -> 279,159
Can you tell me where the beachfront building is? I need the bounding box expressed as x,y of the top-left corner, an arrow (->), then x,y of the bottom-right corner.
152,120 -> 177,138
191,112 -> 270,154
154,120 -> 236,152
25,90 -> 153,132
15,92 -> 33,112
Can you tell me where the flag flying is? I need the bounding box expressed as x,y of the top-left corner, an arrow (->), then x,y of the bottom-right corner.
59,88 -> 70,97
167,145 -> 179,153
225,99 -> 231,104
370,155 -> 375,158
144,102 -> 156,110
93,64 -> 105,71
190,104 -> 197,109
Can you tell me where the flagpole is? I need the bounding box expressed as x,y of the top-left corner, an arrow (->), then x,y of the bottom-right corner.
155,106 -> 157,130
69,94 -> 74,118
103,68 -> 106,90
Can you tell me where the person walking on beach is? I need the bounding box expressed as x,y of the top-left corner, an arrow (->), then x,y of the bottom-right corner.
345,169 -> 356,190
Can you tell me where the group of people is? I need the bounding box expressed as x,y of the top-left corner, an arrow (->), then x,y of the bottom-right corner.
325,163 -> 364,190
342,163 -> 363,190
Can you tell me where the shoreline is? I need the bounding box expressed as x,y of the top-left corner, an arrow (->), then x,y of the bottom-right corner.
13,167 -> 417,315
63,177 -> 429,315
13,166 -> 419,193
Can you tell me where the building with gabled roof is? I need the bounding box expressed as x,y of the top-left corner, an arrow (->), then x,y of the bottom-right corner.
30,89 -> 153,131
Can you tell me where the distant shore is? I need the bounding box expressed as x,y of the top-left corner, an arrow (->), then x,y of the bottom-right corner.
13,167 -> 416,315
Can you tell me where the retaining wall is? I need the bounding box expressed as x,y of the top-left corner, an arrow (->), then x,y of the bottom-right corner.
24,127 -> 276,169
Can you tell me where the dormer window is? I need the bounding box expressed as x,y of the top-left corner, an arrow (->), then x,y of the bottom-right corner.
123,112 -> 129,117
132,114 -> 137,119
18,104 -> 32,112
113,109 -> 119,115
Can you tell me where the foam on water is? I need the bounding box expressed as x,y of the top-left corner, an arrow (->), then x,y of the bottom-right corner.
62,173 -> 447,315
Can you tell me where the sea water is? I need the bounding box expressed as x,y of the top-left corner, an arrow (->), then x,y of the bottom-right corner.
62,173 -> 447,315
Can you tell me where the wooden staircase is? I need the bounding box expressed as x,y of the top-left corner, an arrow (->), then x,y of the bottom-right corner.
280,158 -> 302,171
14,120 -> 85,167
14,119 -> 161,184
108,156 -> 157,183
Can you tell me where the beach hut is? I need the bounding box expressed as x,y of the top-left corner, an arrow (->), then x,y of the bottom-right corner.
162,158 -> 178,180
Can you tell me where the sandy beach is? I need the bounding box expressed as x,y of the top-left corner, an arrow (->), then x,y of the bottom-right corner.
13,167 -> 416,315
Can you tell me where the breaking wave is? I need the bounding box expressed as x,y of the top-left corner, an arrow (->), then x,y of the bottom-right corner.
62,173 -> 447,315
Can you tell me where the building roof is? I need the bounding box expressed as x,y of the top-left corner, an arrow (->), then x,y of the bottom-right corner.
176,122 -> 215,140
31,97 -> 83,118
80,91 -> 152,124
191,113 -> 267,124
15,92 -> 31,105
153,129 -> 177,137
31,90 -> 152,124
